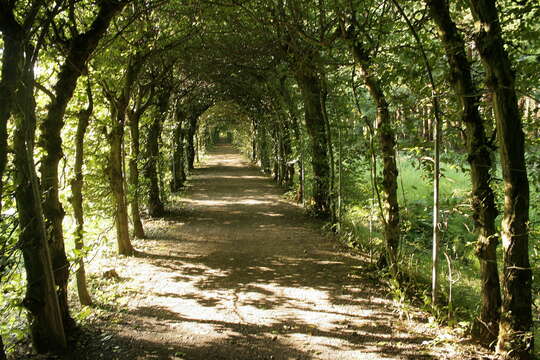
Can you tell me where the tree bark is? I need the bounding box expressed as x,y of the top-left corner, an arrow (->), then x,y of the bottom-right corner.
171,106 -> 187,192
0,335 -> 5,360
70,81 -> 93,306
467,1 -> 532,358
108,102 -> 134,256
0,28 -> 19,214
426,0 -> 500,346
295,68 -> 330,218
186,114 -> 198,171
145,91 -> 168,216
128,87 -> 152,239
104,55 -> 144,256
280,77 -> 304,201
38,0 -> 128,328
13,47 -> 66,354
346,30 -> 400,269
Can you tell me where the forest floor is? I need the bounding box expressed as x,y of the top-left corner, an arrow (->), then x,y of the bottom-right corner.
58,145 -> 491,360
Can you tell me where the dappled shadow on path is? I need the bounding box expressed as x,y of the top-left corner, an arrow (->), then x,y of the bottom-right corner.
78,145 -> 483,360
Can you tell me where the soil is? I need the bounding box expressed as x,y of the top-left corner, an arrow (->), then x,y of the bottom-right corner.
30,145 -> 491,359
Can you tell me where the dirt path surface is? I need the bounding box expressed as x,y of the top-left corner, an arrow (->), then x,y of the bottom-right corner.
85,145 -> 486,360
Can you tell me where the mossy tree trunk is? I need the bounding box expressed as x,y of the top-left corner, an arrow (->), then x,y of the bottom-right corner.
0,16 -> 21,356
70,81 -> 93,306
343,26 -> 400,267
128,86 -> 153,238
171,106 -> 187,192
104,56 -> 144,256
38,0 -> 128,327
295,68 -> 330,218
13,44 -> 67,354
426,0 -> 500,346
467,1 -> 533,358
280,77 -> 304,201
145,90 -> 168,215
186,114 -> 198,171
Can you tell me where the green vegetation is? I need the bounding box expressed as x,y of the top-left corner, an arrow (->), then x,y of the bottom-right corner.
0,0 -> 538,359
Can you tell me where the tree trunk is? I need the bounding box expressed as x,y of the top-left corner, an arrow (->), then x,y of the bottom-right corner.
280,77 -> 303,201
467,1 -> 532,358
104,55 -> 144,256
70,82 -> 93,306
145,93 -> 167,216
186,114 -> 198,171
108,102 -> 134,256
13,49 -> 66,353
128,88 -> 152,239
0,335 -> 6,360
295,69 -> 330,218
171,107 -> 187,192
282,119 -> 295,190
38,0 -> 128,328
426,0 -> 500,346
347,32 -> 400,270
0,29 -> 19,214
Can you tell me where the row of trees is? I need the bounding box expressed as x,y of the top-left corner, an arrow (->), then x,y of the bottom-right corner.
0,0 -> 537,359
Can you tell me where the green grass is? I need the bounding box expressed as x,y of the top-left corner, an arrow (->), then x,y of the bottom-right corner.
340,154 -> 539,352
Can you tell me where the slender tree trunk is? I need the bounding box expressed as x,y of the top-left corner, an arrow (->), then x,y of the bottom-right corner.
104,56 -> 144,256
0,31 -> 19,214
282,119 -> 295,189
70,82 -> 93,306
128,109 -> 145,238
258,120 -> 271,173
145,93 -> 168,216
426,0 -> 500,346
347,32 -> 400,269
295,69 -> 330,217
13,49 -> 66,353
0,336 -> 5,360
171,107 -> 186,192
467,1 -> 532,358
320,74 -> 336,221
280,77 -> 303,201
108,103 -> 134,256
128,88 -> 152,238
186,115 -> 198,171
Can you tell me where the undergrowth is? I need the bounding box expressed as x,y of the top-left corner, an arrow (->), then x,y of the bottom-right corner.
338,154 -> 539,353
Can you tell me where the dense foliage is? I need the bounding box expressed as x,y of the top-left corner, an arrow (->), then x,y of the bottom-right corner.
0,0 -> 538,358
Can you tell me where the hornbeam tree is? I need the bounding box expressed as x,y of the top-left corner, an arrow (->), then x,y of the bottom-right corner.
467,0 -> 533,358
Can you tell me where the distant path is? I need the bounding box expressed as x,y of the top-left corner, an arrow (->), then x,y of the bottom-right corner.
90,145 -> 483,360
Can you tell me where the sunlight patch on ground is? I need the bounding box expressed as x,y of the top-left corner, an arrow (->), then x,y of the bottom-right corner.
182,198 -> 273,206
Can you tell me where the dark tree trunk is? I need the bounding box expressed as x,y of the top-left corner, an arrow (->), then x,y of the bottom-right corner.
468,1 -> 532,358
282,120 -> 295,190
145,92 -> 168,216
186,114 -> 198,171
345,30 -> 400,268
104,56 -> 144,256
280,77 -> 304,201
0,17 -> 20,358
0,29 -> 19,213
258,122 -> 271,173
13,47 -> 66,354
128,87 -> 152,239
0,336 -> 5,360
38,0 -> 128,328
426,0 -> 500,346
295,69 -> 330,218
108,103 -> 134,256
171,107 -> 186,192
70,82 -> 93,306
